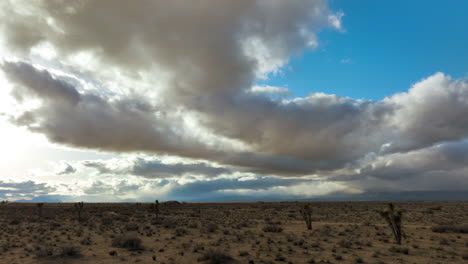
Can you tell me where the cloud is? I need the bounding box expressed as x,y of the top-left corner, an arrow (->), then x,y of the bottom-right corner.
250,85 -> 291,95
0,1 -> 467,200
82,157 -> 232,178
57,163 -> 76,175
1,61 -> 221,159
131,158 -> 231,178
327,139 -> 468,193
384,73 -> 468,153
3,54 -> 468,182
82,161 -> 112,174
340,58 -> 351,64
0,180 -> 56,200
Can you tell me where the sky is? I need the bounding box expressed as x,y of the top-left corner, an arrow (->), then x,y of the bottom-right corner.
0,0 -> 467,202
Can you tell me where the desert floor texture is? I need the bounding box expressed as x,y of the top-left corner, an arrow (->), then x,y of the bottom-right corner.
0,201 -> 467,264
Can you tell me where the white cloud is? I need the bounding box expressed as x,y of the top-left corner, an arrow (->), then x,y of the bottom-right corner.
340,58 -> 351,64
250,85 -> 291,95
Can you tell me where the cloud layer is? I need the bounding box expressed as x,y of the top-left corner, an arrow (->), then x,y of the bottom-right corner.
0,1 -> 467,201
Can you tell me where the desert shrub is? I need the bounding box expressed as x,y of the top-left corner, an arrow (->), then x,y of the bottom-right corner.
431,224 -> 468,234
389,246 -> 409,254
462,252 -> 468,260
175,228 -> 188,237
204,222 -> 218,233
193,243 -> 205,253
338,239 -> 352,248
114,214 -> 129,221
428,206 -> 442,211
198,249 -> 236,264
60,246 -> 82,258
262,225 -> 283,233
187,221 -> 198,229
157,217 -> 177,228
80,236 -> 92,245
275,253 -> 286,261
36,246 -> 54,258
112,233 -> 144,251
101,217 -> 113,226
9,218 -> 22,225
354,257 -> 364,263
125,222 -> 139,231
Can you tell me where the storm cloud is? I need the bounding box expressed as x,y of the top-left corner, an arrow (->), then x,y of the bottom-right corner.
0,181 -> 56,200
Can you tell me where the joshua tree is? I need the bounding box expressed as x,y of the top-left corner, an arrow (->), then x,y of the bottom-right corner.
37,203 -> 44,218
299,204 -> 313,230
150,200 -> 160,219
74,201 -> 84,221
379,203 -> 405,244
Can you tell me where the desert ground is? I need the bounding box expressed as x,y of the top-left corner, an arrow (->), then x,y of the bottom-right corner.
0,201 -> 467,264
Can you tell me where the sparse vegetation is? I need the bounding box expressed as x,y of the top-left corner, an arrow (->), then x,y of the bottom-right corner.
0,201 -> 465,263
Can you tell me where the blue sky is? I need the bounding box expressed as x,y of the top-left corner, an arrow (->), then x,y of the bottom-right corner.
263,0 -> 468,100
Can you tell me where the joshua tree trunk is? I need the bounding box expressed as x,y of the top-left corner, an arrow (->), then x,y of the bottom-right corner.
74,202 -> 84,221
37,203 -> 44,218
151,200 -> 160,219
379,203 -> 405,244
299,204 -> 313,230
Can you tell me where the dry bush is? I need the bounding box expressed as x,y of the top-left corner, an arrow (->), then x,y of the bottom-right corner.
35,246 -> 54,258
111,232 -> 144,251
431,224 -> 468,234
125,222 -> 139,231
198,249 -> 237,264
389,246 -> 409,255
262,225 -> 283,233
60,246 -> 82,258
101,217 -> 113,226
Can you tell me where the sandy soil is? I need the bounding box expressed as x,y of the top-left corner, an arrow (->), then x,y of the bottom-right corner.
0,201 -> 467,264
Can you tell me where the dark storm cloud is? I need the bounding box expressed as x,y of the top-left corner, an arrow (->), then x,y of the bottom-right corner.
163,176 -> 309,201
131,159 -> 231,178
1,0 -> 468,196
1,61 -> 347,174
82,158 -> 232,178
0,181 -> 56,200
